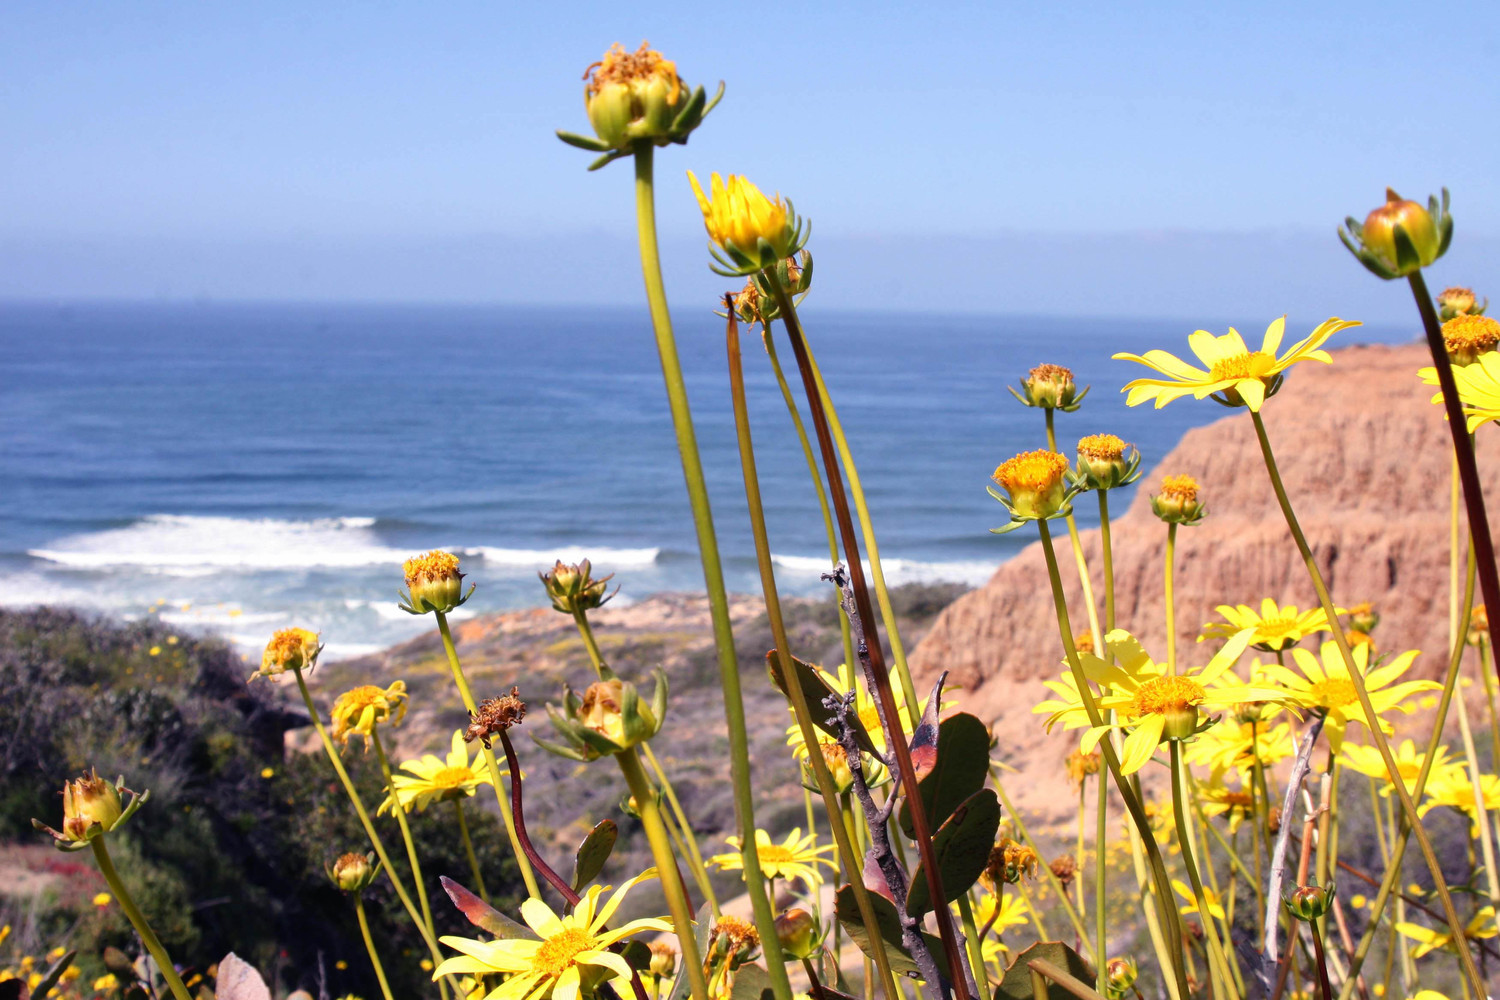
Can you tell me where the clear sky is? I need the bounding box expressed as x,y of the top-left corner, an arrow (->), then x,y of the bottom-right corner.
3,2 -> 1497,321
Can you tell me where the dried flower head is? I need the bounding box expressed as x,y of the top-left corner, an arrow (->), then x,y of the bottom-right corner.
1470,605 -> 1490,648
1050,854 -> 1079,888
1438,286 -> 1484,321
464,687 -> 527,749
252,627 -> 321,681
1010,363 -> 1087,411
986,837 -> 1040,885
1066,749 -> 1102,786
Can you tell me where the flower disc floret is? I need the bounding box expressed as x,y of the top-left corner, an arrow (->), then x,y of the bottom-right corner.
1074,434 -> 1140,490
401,550 -> 470,615
990,449 -> 1072,528
1443,314 -> 1500,366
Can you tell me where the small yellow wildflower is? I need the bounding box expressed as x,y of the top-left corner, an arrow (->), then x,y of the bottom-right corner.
1442,314 -> 1500,366
1152,475 -> 1206,524
1419,767 -> 1500,837
1173,880 -> 1226,921
1396,906 -> 1498,959
1341,740 -> 1459,799
92,892 -> 112,907
1200,599 -> 1337,653
1262,639 -> 1437,751
688,171 -> 797,268
381,730 -> 496,814
260,767 -> 275,779
148,646 -> 161,656
252,627 -> 321,681
1419,351 -> 1500,431
94,974 -> 119,991
330,681 -> 409,745
401,550 -> 467,615
991,448 -> 1072,524
1115,317 -> 1361,411
711,828 -> 836,886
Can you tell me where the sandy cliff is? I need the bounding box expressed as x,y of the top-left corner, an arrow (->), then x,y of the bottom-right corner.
910,341 -> 1500,823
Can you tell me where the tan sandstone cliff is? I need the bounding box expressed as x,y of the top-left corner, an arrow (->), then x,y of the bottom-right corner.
910,341 -> 1500,824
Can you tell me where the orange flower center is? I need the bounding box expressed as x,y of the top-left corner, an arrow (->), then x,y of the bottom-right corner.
585,42 -> 681,104
1209,351 -> 1276,381
1158,475 -> 1199,502
757,844 -> 795,866
1309,677 -> 1358,708
1443,314 -> 1500,358
1028,363 -> 1073,384
1253,616 -> 1301,643
535,927 -> 594,976
993,449 -> 1069,495
1078,434 -> 1128,462
1132,676 -> 1206,716
403,550 -> 460,587
1223,791 -> 1255,809
431,766 -> 473,790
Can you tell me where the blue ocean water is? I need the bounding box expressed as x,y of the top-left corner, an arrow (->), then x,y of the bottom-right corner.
0,301 -> 1409,657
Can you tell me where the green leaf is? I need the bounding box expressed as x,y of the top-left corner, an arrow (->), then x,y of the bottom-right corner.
730,964 -> 774,1000
898,712 -> 992,839
573,819 -> 618,891
765,652 -> 878,756
30,948 -> 76,1000
834,884 -> 944,977
905,789 -> 1001,916
440,876 -> 537,939
994,942 -> 1097,1000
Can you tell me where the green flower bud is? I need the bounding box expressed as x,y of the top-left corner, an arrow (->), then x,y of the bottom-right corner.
400,550 -> 472,615
1284,881 -> 1336,922
1105,957 -> 1138,1000
1009,364 -> 1088,411
540,559 -> 615,615
328,851 -> 379,894
774,908 -> 818,961
535,669 -> 668,762
1151,475 -> 1207,526
1438,286 -> 1486,322
63,770 -> 121,842
1074,434 -> 1142,491
1363,190 -> 1441,274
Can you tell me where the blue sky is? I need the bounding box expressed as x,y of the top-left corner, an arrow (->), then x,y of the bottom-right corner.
2,2 -> 1497,321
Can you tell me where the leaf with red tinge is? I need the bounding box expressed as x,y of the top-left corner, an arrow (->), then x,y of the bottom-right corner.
440,876 -> 537,939
908,671 -> 947,780
862,849 -> 894,903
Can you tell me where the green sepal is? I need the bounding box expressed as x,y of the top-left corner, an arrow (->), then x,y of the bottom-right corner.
989,520 -> 1029,535
572,819 -> 618,892
556,130 -> 611,152
587,149 -> 631,172
1392,224 -> 1423,275
904,788 -> 1001,916
649,668 -> 669,735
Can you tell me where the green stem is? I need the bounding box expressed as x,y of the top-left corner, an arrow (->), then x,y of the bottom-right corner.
453,798 -> 489,903
371,728 -> 439,953
1035,519 -> 1190,1000
1164,523 -> 1178,675
1095,490 -> 1114,994
572,607 -> 608,674
1045,409 -> 1102,644
91,838 -> 193,1000
291,669 -> 450,977
356,894 -> 396,1000
1170,742 -> 1238,1000
1248,407 -> 1482,997
434,610 -> 541,899
642,742 -> 720,918
632,145 -> 789,998
617,746 -> 711,1000
957,892 -> 988,994
763,325 -> 857,676
1075,781 -> 1088,920
726,304 -> 900,1000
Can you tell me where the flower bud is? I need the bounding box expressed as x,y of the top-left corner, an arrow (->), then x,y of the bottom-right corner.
252,627 -> 321,681
1469,604 -> 1490,648
1347,602 -> 1380,635
991,449 -> 1071,522
708,916 -> 760,969
62,770 -> 122,842
331,681 -> 409,745
648,942 -> 677,979
584,44 -> 684,150
1105,957 -> 1138,1000
774,908 -> 818,961
1443,314 -> 1500,367
329,852 -> 378,893
803,741 -> 856,795
401,550 -> 467,615
537,670 -> 667,761
1075,434 -> 1140,491
1010,364 -> 1086,411
1360,189 -> 1442,275
688,172 -> 804,275
1438,286 -> 1486,322
1151,475 -> 1206,526
540,559 -> 615,615
1066,749 -> 1101,786
1284,881 -> 1336,921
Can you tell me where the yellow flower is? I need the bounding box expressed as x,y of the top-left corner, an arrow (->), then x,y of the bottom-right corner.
1419,351 -> 1500,432
93,974 -> 120,991
1173,880 -> 1226,921
711,828 -> 836,886
1115,317 -> 1361,411
1197,769 -> 1259,833
1396,906 -> 1498,959
59,769 -> 123,843
434,869 -> 669,1000
1341,739 -> 1459,799
584,43 -> 682,149
1200,599 -> 1337,653
401,550 -> 468,615
92,892 -> 112,907
973,889 -> 1030,935
1260,640 -> 1436,751
990,449 -> 1073,528
251,627 -> 321,681
1151,475 -> 1206,525
1440,314 -> 1500,366
331,682 -> 409,745
688,171 -> 803,274
380,730 -> 496,814
784,662 -> 913,758
1419,767 -> 1500,837
1079,629 -> 1282,773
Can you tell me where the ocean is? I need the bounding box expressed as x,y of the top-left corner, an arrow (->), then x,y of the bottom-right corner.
0,301 -> 1409,658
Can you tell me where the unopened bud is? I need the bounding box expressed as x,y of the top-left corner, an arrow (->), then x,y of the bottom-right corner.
1284,881 -> 1335,921
774,908 -> 818,960
1105,957 -> 1138,999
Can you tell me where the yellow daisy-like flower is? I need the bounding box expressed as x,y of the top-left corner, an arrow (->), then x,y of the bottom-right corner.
1418,767 -> 1500,838
1115,317 -> 1361,411
1078,629 -> 1282,774
1396,906 -> 1498,960
1341,739 -> 1460,800
1033,665 -> 1098,737
434,869 -> 669,1000
1173,880 -> 1226,921
1199,599 -> 1338,653
331,681 -> 409,745
1260,640 -> 1436,752
1197,769 -> 1259,833
971,886 -> 1031,936
688,171 -> 795,263
1419,352 -> 1500,432
380,730 -> 496,815
711,828 -> 836,886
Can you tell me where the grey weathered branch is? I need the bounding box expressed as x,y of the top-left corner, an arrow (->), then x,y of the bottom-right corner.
1259,713 -> 1327,993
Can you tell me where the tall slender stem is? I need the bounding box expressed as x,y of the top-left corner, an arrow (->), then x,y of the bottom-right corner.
572,607 -> 607,673
90,838 -> 193,1000
452,799 -> 488,903
726,304 -> 899,1000
1045,410 -> 1102,644
291,669 -> 450,978
1095,490 -> 1115,994
434,610 -> 540,899
371,728 -> 439,953
1408,269 -> 1500,688
642,742 -> 720,918
617,746 -> 712,1000
1247,407 -> 1482,998
1170,742 -> 1238,1000
355,895 -> 396,1000
1035,519 -> 1191,1000
1075,782 -> 1088,920
1164,523 -> 1178,675
990,766 -> 1095,958
631,145 -> 789,996
769,278 -> 968,998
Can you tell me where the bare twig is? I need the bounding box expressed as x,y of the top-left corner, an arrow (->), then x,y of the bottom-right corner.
1260,715 -> 1326,994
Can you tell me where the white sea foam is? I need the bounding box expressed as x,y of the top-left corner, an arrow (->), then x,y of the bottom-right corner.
771,553 -> 995,587
29,514 -> 413,571
471,545 -> 660,568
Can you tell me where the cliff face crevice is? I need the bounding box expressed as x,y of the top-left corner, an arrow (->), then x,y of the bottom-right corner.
910,342 -> 1500,822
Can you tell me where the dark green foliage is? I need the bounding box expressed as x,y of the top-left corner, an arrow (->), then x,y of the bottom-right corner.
0,607 -> 524,997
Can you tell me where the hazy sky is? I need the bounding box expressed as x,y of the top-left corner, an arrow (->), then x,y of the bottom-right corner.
3,2 -> 1497,321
